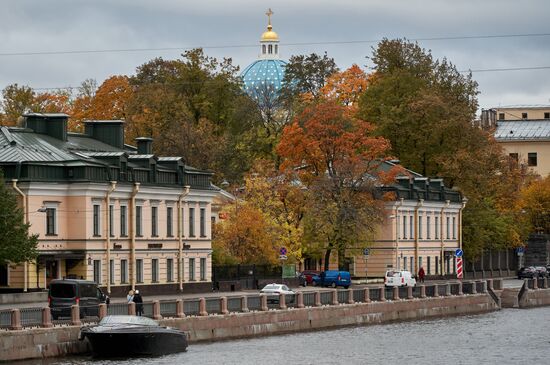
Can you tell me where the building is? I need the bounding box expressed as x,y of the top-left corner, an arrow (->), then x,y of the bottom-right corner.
306,161 -> 465,278
480,106 -> 550,177
0,113 -> 217,294
240,8 -> 287,104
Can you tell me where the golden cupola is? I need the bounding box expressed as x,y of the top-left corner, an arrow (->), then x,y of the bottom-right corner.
259,8 -> 280,59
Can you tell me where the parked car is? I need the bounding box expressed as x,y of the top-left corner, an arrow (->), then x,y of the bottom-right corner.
317,270 -> 351,289
299,270 -> 321,287
49,279 -> 108,320
384,270 -> 416,287
534,266 -> 549,277
517,266 -> 538,279
260,283 -> 295,304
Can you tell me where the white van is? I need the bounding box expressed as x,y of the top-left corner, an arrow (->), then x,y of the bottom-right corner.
384,270 -> 416,287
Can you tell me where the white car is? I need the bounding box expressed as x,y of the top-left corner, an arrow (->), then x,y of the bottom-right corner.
384,270 -> 416,287
260,283 -> 295,304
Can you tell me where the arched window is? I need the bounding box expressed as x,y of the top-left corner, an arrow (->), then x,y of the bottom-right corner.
274,45 -> 278,54
262,45 -> 266,54
268,45 -> 273,54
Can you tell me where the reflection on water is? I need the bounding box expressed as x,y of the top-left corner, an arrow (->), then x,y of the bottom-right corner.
13,306 -> 550,365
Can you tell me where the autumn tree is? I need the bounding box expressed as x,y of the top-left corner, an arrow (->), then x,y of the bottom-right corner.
0,84 -> 36,125
520,176 -> 550,234
319,64 -> 370,110
277,101 -> 394,270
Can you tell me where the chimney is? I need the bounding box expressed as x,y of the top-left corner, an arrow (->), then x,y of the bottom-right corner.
23,113 -> 68,141
135,137 -> 153,155
84,120 -> 125,149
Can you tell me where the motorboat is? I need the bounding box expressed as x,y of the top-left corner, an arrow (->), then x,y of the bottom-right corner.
79,315 -> 188,357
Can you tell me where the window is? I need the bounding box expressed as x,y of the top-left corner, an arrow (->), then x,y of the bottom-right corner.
109,205 -> 114,237
167,207 -> 173,237
189,207 -> 195,237
418,257 -> 423,272
268,44 -> 273,54
528,153 -> 537,167
167,258 -> 174,282
410,257 -> 414,274
402,215 -> 407,239
136,259 -> 143,283
418,216 -> 423,239
274,45 -> 278,54
522,112 -> 528,119
452,216 -> 456,239
151,206 -> 158,237
120,206 -> 127,236
435,256 -> 439,275
93,260 -> 101,284
262,44 -> 266,54
498,112 -> 505,120
152,259 -> 159,282
545,112 -> 550,119
200,258 -> 206,281
109,259 -> 115,285
427,256 -> 431,275
136,206 -> 142,236
200,208 -> 206,237
121,259 -> 128,283
446,217 -> 450,239
435,216 -> 439,239
189,258 -> 195,281
446,256 -> 451,274
46,208 -> 57,235
403,257 -> 407,271
409,216 -> 413,239
93,204 -> 101,236
426,216 -> 431,239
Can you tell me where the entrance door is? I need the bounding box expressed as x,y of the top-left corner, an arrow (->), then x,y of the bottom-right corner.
46,260 -> 59,287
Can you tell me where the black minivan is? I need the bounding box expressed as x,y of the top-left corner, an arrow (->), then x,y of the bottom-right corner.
49,279 -> 108,319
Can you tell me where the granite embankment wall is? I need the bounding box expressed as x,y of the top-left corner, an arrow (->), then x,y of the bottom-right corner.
1,290 -> 498,362
500,278 -> 550,308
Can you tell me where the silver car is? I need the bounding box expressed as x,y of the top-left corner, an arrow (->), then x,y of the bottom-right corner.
260,283 -> 295,304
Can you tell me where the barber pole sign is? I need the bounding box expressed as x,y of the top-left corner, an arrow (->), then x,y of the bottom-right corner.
457,257 -> 463,279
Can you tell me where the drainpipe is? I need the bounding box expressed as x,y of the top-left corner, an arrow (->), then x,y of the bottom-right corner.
129,183 -> 140,291
11,180 -> 29,292
105,181 -> 117,294
414,199 -> 424,273
394,198 -> 404,271
440,200 -> 450,275
178,185 -> 191,291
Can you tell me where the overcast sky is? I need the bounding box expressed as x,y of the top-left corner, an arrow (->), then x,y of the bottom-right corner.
1,0 -> 549,112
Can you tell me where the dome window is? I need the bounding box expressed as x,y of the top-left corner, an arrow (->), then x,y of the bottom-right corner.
268,45 -> 273,54
262,45 -> 266,54
275,45 -> 278,54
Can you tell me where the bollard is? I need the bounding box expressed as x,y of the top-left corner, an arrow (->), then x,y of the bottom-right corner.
543,277 -> 548,289
332,290 -> 339,305
152,300 -> 162,320
98,303 -> 107,320
482,281 -> 488,293
176,299 -> 185,318
407,286 -> 413,300
297,292 -> 304,308
471,281 -> 477,294
279,293 -> 287,310
364,288 -> 371,303
533,277 -> 539,290
220,297 -> 229,315
42,307 -> 53,328
315,291 -> 322,307
523,278 -> 530,291
261,294 -> 269,311
393,286 -> 400,301
71,305 -> 81,326
445,283 -> 451,297
458,281 -> 463,295
10,308 -> 22,330
199,297 -> 208,316
347,289 -> 354,304
433,284 -> 439,297
128,301 -> 136,316
379,287 -> 386,301
420,285 -> 426,298
241,296 -> 249,312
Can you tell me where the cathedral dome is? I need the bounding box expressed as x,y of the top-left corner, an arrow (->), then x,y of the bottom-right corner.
261,25 -> 279,41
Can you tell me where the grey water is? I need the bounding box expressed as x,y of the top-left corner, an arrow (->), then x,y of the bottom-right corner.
14,306 -> 550,365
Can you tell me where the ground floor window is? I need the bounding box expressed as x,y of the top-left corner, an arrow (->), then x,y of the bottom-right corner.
427,256 -> 431,275
152,259 -> 159,282
109,259 -> 115,285
136,259 -> 143,283
418,257 -> 423,273
435,256 -> 439,275
93,260 -> 101,284
410,257 -> 414,274
403,257 -> 407,271
121,259 -> 128,283
189,258 -> 195,281
167,258 -> 174,282
200,258 -> 206,281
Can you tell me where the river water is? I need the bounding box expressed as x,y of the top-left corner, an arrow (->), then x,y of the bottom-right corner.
15,307 -> 550,365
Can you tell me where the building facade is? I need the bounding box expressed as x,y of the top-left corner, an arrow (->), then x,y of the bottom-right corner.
0,114 -> 217,294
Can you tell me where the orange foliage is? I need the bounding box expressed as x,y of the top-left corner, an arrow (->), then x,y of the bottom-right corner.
319,64 -> 369,110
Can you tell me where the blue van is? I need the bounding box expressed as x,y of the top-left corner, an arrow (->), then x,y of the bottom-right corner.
316,270 -> 351,289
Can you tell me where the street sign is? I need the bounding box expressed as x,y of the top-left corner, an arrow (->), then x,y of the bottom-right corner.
279,247 -> 287,256
515,247 -> 525,254
279,255 -> 287,260
455,249 -> 463,257
363,248 -> 370,256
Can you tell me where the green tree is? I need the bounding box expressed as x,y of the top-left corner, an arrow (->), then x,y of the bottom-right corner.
0,84 -> 35,125
0,171 -> 38,264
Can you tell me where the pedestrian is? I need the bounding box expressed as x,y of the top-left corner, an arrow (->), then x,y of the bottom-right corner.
132,290 -> 143,316
418,267 -> 425,283
126,289 -> 134,303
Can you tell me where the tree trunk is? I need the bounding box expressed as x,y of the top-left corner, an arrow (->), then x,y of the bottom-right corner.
324,249 -> 332,271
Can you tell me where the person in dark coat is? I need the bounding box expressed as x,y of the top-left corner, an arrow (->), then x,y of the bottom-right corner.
418,267 -> 425,283
132,290 -> 144,316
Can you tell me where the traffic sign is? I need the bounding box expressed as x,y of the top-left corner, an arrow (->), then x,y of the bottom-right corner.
515,247 -> 525,254
279,254 -> 288,260
363,248 -> 370,256
279,247 -> 287,256
455,249 -> 463,257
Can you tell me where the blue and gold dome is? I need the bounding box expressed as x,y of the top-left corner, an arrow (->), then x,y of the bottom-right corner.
241,9 -> 286,102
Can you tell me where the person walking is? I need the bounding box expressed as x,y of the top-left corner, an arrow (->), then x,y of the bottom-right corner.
132,290 -> 143,316
418,267 -> 425,283
126,289 -> 134,303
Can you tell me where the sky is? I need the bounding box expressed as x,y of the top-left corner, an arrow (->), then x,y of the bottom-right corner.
1,0 -> 549,112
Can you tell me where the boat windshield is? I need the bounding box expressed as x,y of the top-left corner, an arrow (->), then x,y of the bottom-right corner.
99,315 -> 159,327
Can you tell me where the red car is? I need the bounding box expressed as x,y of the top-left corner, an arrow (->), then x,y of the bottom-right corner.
299,270 -> 321,287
